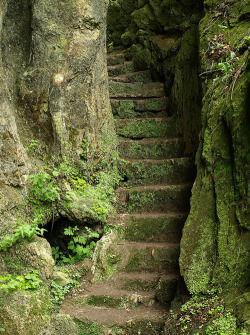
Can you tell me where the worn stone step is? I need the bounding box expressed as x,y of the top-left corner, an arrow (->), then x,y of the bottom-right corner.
108,61 -> 136,76
120,157 -> 195,186
108,213 -> 187,243
110,70 -> 153,84
118,138 -> 186,159
111,98 -> 169,119
111,272 -> 179,303
107,51 -> 126,66
62,303 -> 166,334
115,242 -> 179,274
109,81 -> 165,98
115,117 -> 178,139
72,282 -> 156,309
116,183 -> 192,214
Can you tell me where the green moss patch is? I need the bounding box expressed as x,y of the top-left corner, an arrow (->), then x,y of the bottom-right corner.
117,184 -> 191,214
115,118 -> 178,139
109,81 -> 165,99
121,214 -> 186,243
118,138 -> 185,159
119,157 -> 195,185
122,245 -> 179,273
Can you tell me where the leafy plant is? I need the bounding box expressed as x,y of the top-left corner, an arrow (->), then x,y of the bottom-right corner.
50,276 -> 80,305
0,219 -> 46,252
26,139 -> 39,155
0,270 -> 43,292
80,138 -> 88,160
29,173 -> 61,203
52,226 -> 100,265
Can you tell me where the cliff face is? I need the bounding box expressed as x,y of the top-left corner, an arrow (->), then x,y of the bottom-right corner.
179,0 -> 250,297
0,0 -> 115,233
0,1 -> 114,333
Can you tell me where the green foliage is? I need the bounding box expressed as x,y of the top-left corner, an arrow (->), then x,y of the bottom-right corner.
29,173 -> 61,203
166,295 -> 239,334
52,225 -> 100,265
50,276 -> 80,305
26,139 -> 39,155
81,138 -> 88,160
77,321 -> 102,335
0,218 -> 46,252
0,270 -> 43,293
205,311 -> 237,335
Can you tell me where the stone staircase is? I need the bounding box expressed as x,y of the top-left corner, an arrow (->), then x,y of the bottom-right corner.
61,51 -> 195,334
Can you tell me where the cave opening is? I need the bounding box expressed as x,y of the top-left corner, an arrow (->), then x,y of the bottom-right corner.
43,216 -> 104,263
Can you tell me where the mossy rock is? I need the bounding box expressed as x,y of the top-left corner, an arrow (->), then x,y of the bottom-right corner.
120,157 -> 195,186
118,138 -> 185,159
115,118 -> 178,139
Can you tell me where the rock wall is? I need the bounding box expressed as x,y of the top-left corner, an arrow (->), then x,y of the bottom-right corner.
179,1 -> 250,300
0,0 -> 113,333
0,0 -> 115,233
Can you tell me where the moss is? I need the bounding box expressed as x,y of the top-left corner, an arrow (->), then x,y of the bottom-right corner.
181,1 -> 250,296
115,118 -> 178,139
123,245 -> 179,273
120,157 -> 194,186
77,321 -> 103,335
78,295 -> 127,308
0,288 -> 52,335
122,215 -> 184,243
124,184 -> 191,214
118,138 -> 185,160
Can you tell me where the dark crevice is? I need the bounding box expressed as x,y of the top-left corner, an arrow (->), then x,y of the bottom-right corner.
43,217 -> 103,259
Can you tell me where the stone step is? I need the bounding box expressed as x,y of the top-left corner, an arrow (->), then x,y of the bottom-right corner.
108,213 -> 187,243
62,303 -> 166,334
116,183 -> 192,214
115,117 -> 178,139
72,282 -> 156,309
120,157 -> 195,186
118,137 -> 186,159
115,242 -> 179,274
111,98 -> 169,119
109,81 -> 165,98
107,51 -> 126,66
110,70 -> 152,84
110,273 -> 179,304
108,61 -> 136,76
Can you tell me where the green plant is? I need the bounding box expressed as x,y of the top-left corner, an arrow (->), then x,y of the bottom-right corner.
0,270 -> 43,292
26,139 -> 39,155
0,328 -> 5,332
29,172 -> 61,203
50,277 -> 79,305
0,218 -> 46,252
52,226 -> 100,265
77,321 -> 102,335
80,138 -> 88,160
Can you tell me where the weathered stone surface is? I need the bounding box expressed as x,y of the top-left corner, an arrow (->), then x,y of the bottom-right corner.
118,138 -> 186,159
180,1 -> 250,301
115,117 -> 178,139
0,0 -> 112,332
120,157 -> 195,185
52,271 -> 70,287
0,289 -> 51,335
109,81 -> 165,98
